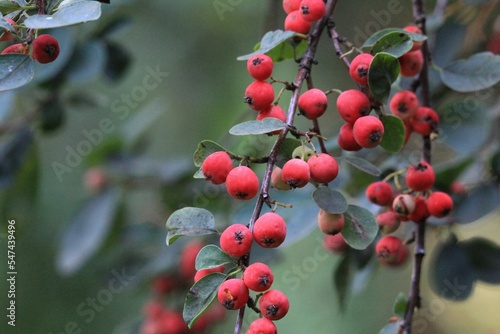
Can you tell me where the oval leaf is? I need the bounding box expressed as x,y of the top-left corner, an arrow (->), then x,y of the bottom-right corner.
312,186 -> 348,214
165,207 -> 218,245
460,237 -> 500,284
341,205 -> 378,250
368,52 -> 400,103
193,140 -> 229,167
380,115 -> 405,153
341,156 -> 381,176
371,31 -> 413,58
229,118 -> 286,136
363,28 -> 427,48
0,54 -> 35,91
24,1 -> 101,29
237,29 -> 305,61
195,245 -> 235,270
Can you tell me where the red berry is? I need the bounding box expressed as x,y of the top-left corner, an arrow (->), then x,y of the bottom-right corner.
143,299 -> 164,319
0,18 -> 16,42
337,123 -> 362,151
32,34 -> 60,64
243,262 -> 274,292
426,191 -> 453,218
300,0 -> 326,22
403,25 -> 424,51
246,317 -> 277,334
406,161 -> 435,191
281,158 -> 311,188
83,167 -> 108,193
284,10 -> 312,34
226,166 -> 260,200
244,80 -> 275,111
152,274 -> 177,295
336,89 -> 371,124
392,193 -> 416,217
202,151 -> 233,185
399,49 -> 423,77
247,54 -> 274,81
220,223 -> 253,258
297,88 -> 328,120
1,43 -> 29,55
349,53 -> 373,85
323,233 -> 348,252
257,104 -> 287,123
365,181 -> 394,206
389,90 -> 419,120
376,211 -> 401,234
407,196 -> 430,223
307,153 -> 339,184
217,278 -> 249,310
352,115 -> 384,148
194,265 -> 225,283
158,309 -> 189,334
253,212 -> 287,248
271,166 -> 292,190
317,209 -> 344,235
259,289 -> 290,320
282,0 -> 301,13
375,235 -> 407,265
410,106 -> 439,136
180,240 -> 204,281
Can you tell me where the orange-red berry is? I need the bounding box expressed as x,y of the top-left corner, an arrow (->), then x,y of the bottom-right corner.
246,317 -> 277,334
300,0 -> 326,22
365,181 -> 394,206
244,81 -> 275,111
281,158 -> 311,188
220,224 -> 253,258
307,153 -> 339,184
403,25 -> 424,51
323,233 -> 348,252
259,289 -> 290,321
376,211 -> 401,234
253,212 -> 287,248
284,10 -> 312,34
317,209 -> 345,235
1,43 -> 29,55
243,262 -> 274,292
410,106 -> 439,136
201,151 -> 233,185
247,54 -> 274,81
194,265 -> 225,283
297,88 -> 328,120
389,90 -> 419,120
336,89 -> 371,124
217,278 -> 249,310
337,123 -> 362,151
375,235 -> 407,265
349,53 -> 373,85
352,115 -> 384,148
226,166 -> 260,200
406,161 -> 435,192
426,191 -> 453,218
399,49 -> 423,77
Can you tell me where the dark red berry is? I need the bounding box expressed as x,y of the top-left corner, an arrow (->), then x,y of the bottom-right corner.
32,34 -> 60,64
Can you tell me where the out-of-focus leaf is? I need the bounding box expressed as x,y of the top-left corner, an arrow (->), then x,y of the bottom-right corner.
0,127 -> 33,187
39,100 -> 65,133
0,54 -> 35,91
454,184 -> 499,224
120,100 -> 165,149
237,30 -> 306,61
103,40 -> 132,82
64,40 -> 106,83
24,1 -> 101,29
312,186 -> 348,214
379,320 -> 403,334
341,156 -> 381,176
229,118 -> 286,136
334,253 -> 351,311
434,157 -> 474,190
363,27 -> 427,48
165,207 -> 218,245
460,238 -> 500,284
393,292 -> 407,318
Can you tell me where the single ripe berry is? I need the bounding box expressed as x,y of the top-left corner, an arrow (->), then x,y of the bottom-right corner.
317,209 -> 345,235
246,317 -> 277,334
323,233 -> 348,252
392,193 -> 416,217
284,10 -> 312,35
349,53 -> 374,85
376,211 -> 401,234
247,54 -> 274,81
365,181 -> 393,206
410,106 -> 439,136
226,166 -> 260,200
1,43 -> 29,55
336,89 -> 371,124
406,161 -> 435,191
201,151 -> 233,185
259,289 -> 290,321
243,262 -> 274,292
32,34 -> 60,64
220,223 -> 253,258
179,240 -> 204,280
271,166 -> 292,190
217,278 -> 249,310
307,153 -> 339,184
297,88 -> 328,120
399,49 -> 423,77
0,18 -> 16,42
253,212 -> 287,248
389,90 -> 419,120
403,25 -> 424,51
407,196 -> 430,223
282,0 -> 301,14
300,0 -> 326,22
352,115 -> 384,148
257,104 -> 287,123
194,265 -> 225,283
426,191 -> 453,218
281,158 -> 311,188
244,81 -> 275,111
337,123 -> 362,151
375,235 -> 407,265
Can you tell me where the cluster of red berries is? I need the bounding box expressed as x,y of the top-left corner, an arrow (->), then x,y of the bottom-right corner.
283,0 -> 327,34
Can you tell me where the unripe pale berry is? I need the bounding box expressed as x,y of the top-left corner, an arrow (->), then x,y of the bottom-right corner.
284,10 -> 312,35
337,123 -> 362,151
406,161 -> 435,191
1,43 -> 29,55
375,235 -> 407,265
201,151 -> 233,185
376,211 -> 401,234
389,90 -> 419,120
336,89 -> 371,124
392,193 -> 416,217
271,166 -> 292,190
297,88 -> 328,120
291,145 -> 315,161
32,34 -> 60,64
307,153 -> 339,184
323,233 -> 348,252
194,265 -> 225,283
259,289 -> 290,321
247,54 -> 274,81
282,0 -> 301,14
426,191 -> 453,218
352,115 -> 384,148
217,278 -> 249,310
243,262 -> 274,292
411,106 -> 439,136
246,317 -> 277,334
300,0 -> 326,22
403,25 -> 424,51
399,49 -> 423,77
349,53 -> 373,85
281,158 -> 311,188
220,223 -> 253,258
244,81 -> 275,111
365,181 -> 394,206
226,166 -> 260,200
253,212 -> 287,248
317,209 -> 345,235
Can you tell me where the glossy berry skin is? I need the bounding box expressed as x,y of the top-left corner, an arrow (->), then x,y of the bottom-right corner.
407,196 -> 430,223
349,53 -> 373,85
217,278 -> 249,310
411,106 -> 439,136
246,317 -> 277,334
376,211 -> 401,234
282,0 -> 301,13
220,223 -> 253,258
300,0 -> 326,22
336,89 -> 371,124
406,161 -> 435,191
323,233 -> 348,252
307,153 -> 339,184
244,81 -> 275,111
247,54 -> 274,81
271,166 -> 292,190
317,209 -> 344,235
243,262 -> 274,292
1,43 -> 29,55
365,181 -> 393,206
337,123 -> 362,151
226,166 -> 260,200
375,235 -> 407,265
253,212 -> 287,248
426,191 -> 453,218
352,115 -> 384,148
404,25 -> 424,51
281,158 -> 311,188
389,90 -> 419,120
392,194 -> 416,217
284,10 -> 312,34
399,49 -> 423,77
201,151 -> 233,185
194,265 -> 225,283
298,88 -> 328,120
32,34 -> 60,64
259,289 -> 290,321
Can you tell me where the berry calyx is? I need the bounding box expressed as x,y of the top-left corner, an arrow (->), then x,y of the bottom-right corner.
253,212 -> 287,248
247,54 -> 274,81
243,262 -> 274,292
201,151 -> 233,185
365,181 -> 394,206
226,166 -> 260,200
297,88 -> 328,120
337,123 -> 362,151
300,0 -> 326,22
426,191 -> 453,218
220,223 -> 253,258
349,53 -> 373,85
281,158 -> 311,188
317,209 -> 345,235
246,317 -> 277,334
307,153 -> 339,184
259,289 -> 290,321
336,89 -> 371,124
406,161 -> 435,192
244,81 -> 275,111
389,90 -> 419,120
352,115 -> 385,148
375,235 -> 407,265
217,278 -> 249,310
32,34 -> 60,64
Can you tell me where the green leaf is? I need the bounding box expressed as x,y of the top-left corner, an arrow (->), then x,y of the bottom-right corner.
39,100 -> 65,133
341,205 -> 378,250
312,186 -> 348,214
380,115 -> 405,153
341,156 -> 381,176
0,0 -> 22,15
266,39 -> 307,62
454,184 -> 500,224
368,52 -> 400,103
229,118 -> 286,136
362,27 -> 426,48
165,207 -> 218,245
0,54 -> 35,92
24,1 -> 101,29
439,52 -> 500,92
379,321 -> 403,334
103,40 -> 132,82
195,245 -> 235,270
393,292 -> 407,318
183,273 -> 226,328
371,31 -> 413,58
460,237 -> 500,284
275,138 -> 301,168
333,252 -> 352,311
193,140 -> 229,168
0,127 -> 33,187
65,40 -> 106,83
237,30 -> 306,61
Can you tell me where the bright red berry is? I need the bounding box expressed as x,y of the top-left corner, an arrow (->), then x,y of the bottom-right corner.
246,317 -> 277,334
365,181 -> 394,206
352,115 -> 384,148
202,151 -> 233,185
297,88 -> 328,120
1,43 -> 29,55
323,233 -> 348,252
300,0 -> 326,22
244,81 -> 275,111
426,191 -> 453,218
399,49 -> 423,77
349,53 -> 373,85
247,54 -> 274,81
281,158 -> 311,188
410,106 -> 439,136
307,153 -> 339,184
243,262 -> 274,292
271,166 -> 292,190
403,25 -> 424,51
32,34 -> 60,64
220,223 -> 253,258
389,90 -> 419,120
336,89 -> 371,124
256,104 -> 286,123
406,161 -> 435,191
284,10 -> 312,34
337,123 -> 362,151
259,289 -> 290,321
392,193 -> 416,217
407,196 -> 430,223
282,0 -> 301,13
253,212 -> 287,248
194,265 -> 225,283
376,211 -> 401,234
226,166 -> 260,200
375,235 -> 407,265
217,278 -> 249,310
317,209 -> 344,235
